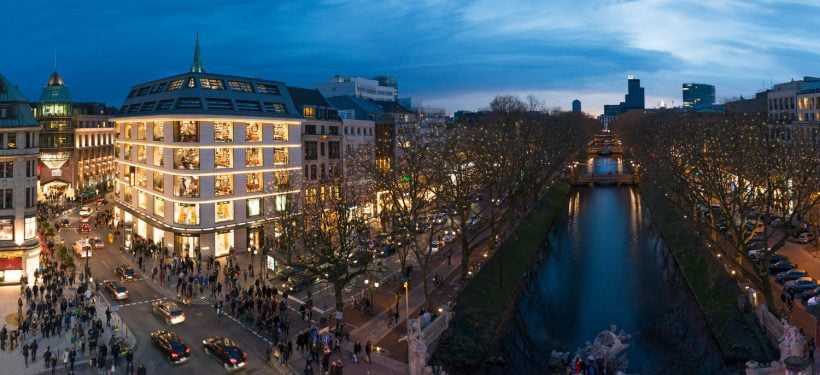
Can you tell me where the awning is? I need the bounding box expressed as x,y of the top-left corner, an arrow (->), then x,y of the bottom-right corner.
0,257 -> 22,271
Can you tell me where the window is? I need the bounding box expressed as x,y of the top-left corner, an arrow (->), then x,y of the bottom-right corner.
7,133 -> 16,149
138,191 -> 147,210
274,171 -> 290,187
215,201 -> 233,222
228,81 -> 254,92
214,122 -> 233,142
206,98 -> 233,110
25,187 -> 34,208
246,172 -> 263,192
25,217 -> 36,240
173,148 -> 200,169
247,198 -> 262,217
329,126 -> 339,135
236,101 -> 261,112
151,122 -> 164,141
310,165 -> 317,180
174,203 -> 199,225
274,123 -> 288,141
245,123 -> 262,142
154,197 -> 165,216
214,148 -> 233,169
2,189 -> 11,208
304,141 -> 317,160
200,78 -> 225,90
215,231 -> 234,257
0,161 -> 13,178
137,145 -> 147,163
150,82 -> 167,93
137,123 -> 146,140
320,164 -> 326,180
263,102 -> 287,114
256,84 -> 281,95
245,147 -> 262,167
0,219 -> 12,240
275,195 -> 288,212
215,175 -> 234,196
187,77 -> 197,88
174,176 -> 200,197
124,144 -> 132,160
153,146 -> 164,166
25,160 -> 33,177
305,125 -> 317,135
274,148 -> 288,165
135,168 -> 147,187
303,106 -> 315,119
157,100 -> 174,111
153,171 -> 164,192
176,98 -> 202,109
25,132 -> 30,148
329,141 -> 340,159
320,142 -> 325,156
124,123 -> 133,139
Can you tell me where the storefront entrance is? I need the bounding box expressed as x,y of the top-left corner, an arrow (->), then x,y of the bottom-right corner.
174,234 -> 199,258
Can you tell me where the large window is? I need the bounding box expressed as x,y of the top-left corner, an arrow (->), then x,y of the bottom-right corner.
229,81 -> 254,92
214,121 -> 233,142
215,201 -> 233,223
153,171 -> 164,192
275,171 -> 290,188
247,198 -> 262,217
137,145 -> 147,163
274,123 -> 288,141
246,172 -> 263,192
137,122 -> 146,140
173,121 -> 199,142
304,141 -> 317,160
153,146 -> 164,166
245,123 -> 262,142
138,191 -> 148,210
215,230 -> 234,257
7,133 -> 16,149
0,162 -> 12,178
0,218 -> 12,240
215,175 -> 234,196
124,144 -> 132,160
245,147 -> 262,167
274,148 -> 288,165
214,148 -> 233,169
328,141 -> 340,159
124,123 -> 132,139
275,195 -> 288,212
201,78 -> 225,90
174,176 -> 200,197
135,167 -> 147,187
174,148 -> 200,169
154,197 -> 165,217
174,203 -> 199,225
25,216 -> 36,240
152,122 -> 164,141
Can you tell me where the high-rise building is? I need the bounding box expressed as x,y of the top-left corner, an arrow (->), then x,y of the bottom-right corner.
572,99 -> 581,113
0,73 -> 42,284
32,71 -> 116,200
623,76 -> 645,111
111,39 -> 303,259
682,83 -> 715,109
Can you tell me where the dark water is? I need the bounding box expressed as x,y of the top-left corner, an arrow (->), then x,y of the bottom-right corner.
497,156 -> 725,374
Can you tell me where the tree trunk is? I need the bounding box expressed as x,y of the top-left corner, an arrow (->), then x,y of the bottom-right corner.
334,284 -> 344,333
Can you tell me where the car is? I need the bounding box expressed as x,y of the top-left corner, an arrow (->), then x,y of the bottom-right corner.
769,218 -> 784,228
769,254 -> 789,264
151,329 -> 190,364
91,237 -> 105,249
768,260 -> 797,274
115,265 -> 136,281
430,241 -> 441,254
103,280 -> 129,300
442,232 -> 456,243
785,277 -> 820,293
801,286 -> 820,302
152,301 -> 186,325
790,231 -> 816,244
79,207 -> 91,216
73,239 -> 93,258
96,199 -> 108,206
202,336 -> 247,371
61,218 -> 70,227
745,240 -> 767,251
467,215 -> 480,227
776,269 -> 809,284
376,243 -> 396,258
432,212 -> 448,225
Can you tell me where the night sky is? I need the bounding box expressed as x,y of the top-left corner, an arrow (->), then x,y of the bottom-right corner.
2,0 -> 818,114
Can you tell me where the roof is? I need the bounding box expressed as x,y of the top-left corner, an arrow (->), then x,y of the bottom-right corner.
798,81 -> 820,95
0,73 -> 40,128
286,86 -> 330,109
115,72 -> 301,119
39,71 -> 73,104
325,96 -> 386,120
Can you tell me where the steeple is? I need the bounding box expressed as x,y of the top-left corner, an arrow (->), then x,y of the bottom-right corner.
191,33 -> 204,73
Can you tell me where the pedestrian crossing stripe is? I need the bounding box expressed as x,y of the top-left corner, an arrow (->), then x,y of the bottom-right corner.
117,297 -> 166,308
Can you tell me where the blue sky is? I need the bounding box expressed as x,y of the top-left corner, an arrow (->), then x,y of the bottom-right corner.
1,0 -> 818,115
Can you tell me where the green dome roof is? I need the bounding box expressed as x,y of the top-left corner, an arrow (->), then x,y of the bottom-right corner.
39,71 -> 72,103
0,73 -> 40,128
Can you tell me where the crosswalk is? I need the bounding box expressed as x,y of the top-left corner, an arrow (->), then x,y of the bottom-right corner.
117,297 -> 165,308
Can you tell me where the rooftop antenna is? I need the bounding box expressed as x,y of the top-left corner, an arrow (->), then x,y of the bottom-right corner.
191,33 -> 205,73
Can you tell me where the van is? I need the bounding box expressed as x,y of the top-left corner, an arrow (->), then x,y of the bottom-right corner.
73,239 -> 93,258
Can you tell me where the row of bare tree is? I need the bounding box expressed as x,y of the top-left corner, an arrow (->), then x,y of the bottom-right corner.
265,95 -> 595,316
614,111 -> 820,306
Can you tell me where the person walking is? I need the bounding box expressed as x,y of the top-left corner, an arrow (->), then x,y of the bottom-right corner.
22,342 -> 29,367
50,351 -> 57,375
365,340 -> 372,364
125,349 -> 134,374
43,346 -> 51,369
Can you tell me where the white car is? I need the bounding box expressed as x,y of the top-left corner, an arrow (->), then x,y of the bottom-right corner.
79,207 -> 92,217
442,233 -> 456,243
73,239 -> 93,258
152,301 -> 186,325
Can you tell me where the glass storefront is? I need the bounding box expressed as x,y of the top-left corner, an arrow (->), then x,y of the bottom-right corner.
137,218 -> 147,238
248,228 -> 262,253
215,175 -> 233,196
174,148 -> 200,169
247,198 -> 262,218
24,217 -> 36,239
215,201 -> 233,223
214,121 -> 233,142
174,203 -> 199,225
174,234 -> 199,258
246,123 -> 262,142
174,176 -> 199,197
215,148 -> 233,169
215,230 -> 234,257
246,172 -> 263,192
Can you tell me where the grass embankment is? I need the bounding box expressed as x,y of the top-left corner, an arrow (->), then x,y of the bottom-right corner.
639,182 -> 774,364
433,182 -> 571,370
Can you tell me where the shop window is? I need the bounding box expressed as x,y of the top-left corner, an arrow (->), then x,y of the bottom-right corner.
137,145 -> 147,163
274,148 -> 288,165
138,191 -> 148,210
214,148 -> 233,169
0,218 -> 12,240
137,123 -> 146,140
245,123 -> 262,142
152,122 -> 165,141
215,175 -> 234,196
214,121 -> 233,142
124,185 -> 132,202
245,147 -> 262,167
246,172 -> 263,192
153,146 -> 164,166
136,168 -> 147,187
173,148 -> 200,169
247,198 -> 262,217
275,195 -> 288,211
173,121 -> 199,142
215,201 -> 233,223
215,230 -> 234,257
154,197 -> 165,216
124,123 -> 132,139
124,144 -> 132,160
174,203 -> 199,225
275,171 -> 290,188
174,176 -> 200,197
274,123 -> 288,141
153,171 -> 164,192
25,216 -> 36,240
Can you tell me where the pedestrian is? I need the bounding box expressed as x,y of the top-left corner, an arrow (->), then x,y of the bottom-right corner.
22,342 -> 29,367
365,340 -> 372,363
69,348 -> 76,371
50,351 -> 57,374
43,346 -> 51,369
125,349 -> 134,374
105,307 -> 111,327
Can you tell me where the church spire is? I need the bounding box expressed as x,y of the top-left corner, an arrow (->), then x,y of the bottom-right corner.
191,33 -> 204,73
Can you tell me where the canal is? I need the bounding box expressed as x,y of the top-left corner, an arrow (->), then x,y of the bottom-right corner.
497,156 -> 726,374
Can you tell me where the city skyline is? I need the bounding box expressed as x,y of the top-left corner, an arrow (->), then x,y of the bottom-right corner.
2,0 -> 818,115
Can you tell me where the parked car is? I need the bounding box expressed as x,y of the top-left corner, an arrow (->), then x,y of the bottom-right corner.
151,329 -> 190,364
442,232 -> 456,243
115,265 -> 136,281
745,240 -> 767,251
768,260 -> 797,274
789,231 -> 816,244
784,277 -> 820,293
202,336 -> 247,371
769,254 -> 789,264
102,280 -> 129,300
769,218 -> 784,228
152,301 -> 186,325
467,215 -> 480,227
376,243 -> 396,258
776,269 -> 809,284
801,286 -> 820,302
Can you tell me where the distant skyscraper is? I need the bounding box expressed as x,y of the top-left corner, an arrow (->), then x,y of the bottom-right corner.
682,83 -> 715,109
623,75 -> 644,111
572,99 -> 581,113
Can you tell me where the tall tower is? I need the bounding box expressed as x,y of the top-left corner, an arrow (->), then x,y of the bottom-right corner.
572,99 -> 582,113
35,70 -> 74,197
623,75 -> 645,111
191,33 -> 205,73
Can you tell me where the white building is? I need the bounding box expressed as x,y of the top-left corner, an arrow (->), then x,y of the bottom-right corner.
768,77 -> 820,122
0,74 -> 42,284
316,76 -> 397,102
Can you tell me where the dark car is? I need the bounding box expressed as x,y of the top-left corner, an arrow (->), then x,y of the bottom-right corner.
202,336 -> 247,370
61,218 -> 70,227
769,254 -> 789,264
776,269 -> 808,284
115,265 -> 136,281
768,260 -> 797,274
151,329 -> 190,364
102,280 -> 128,300
784,277 -> 820,293
801,286 -> 820,302
377,243 -> 396,258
